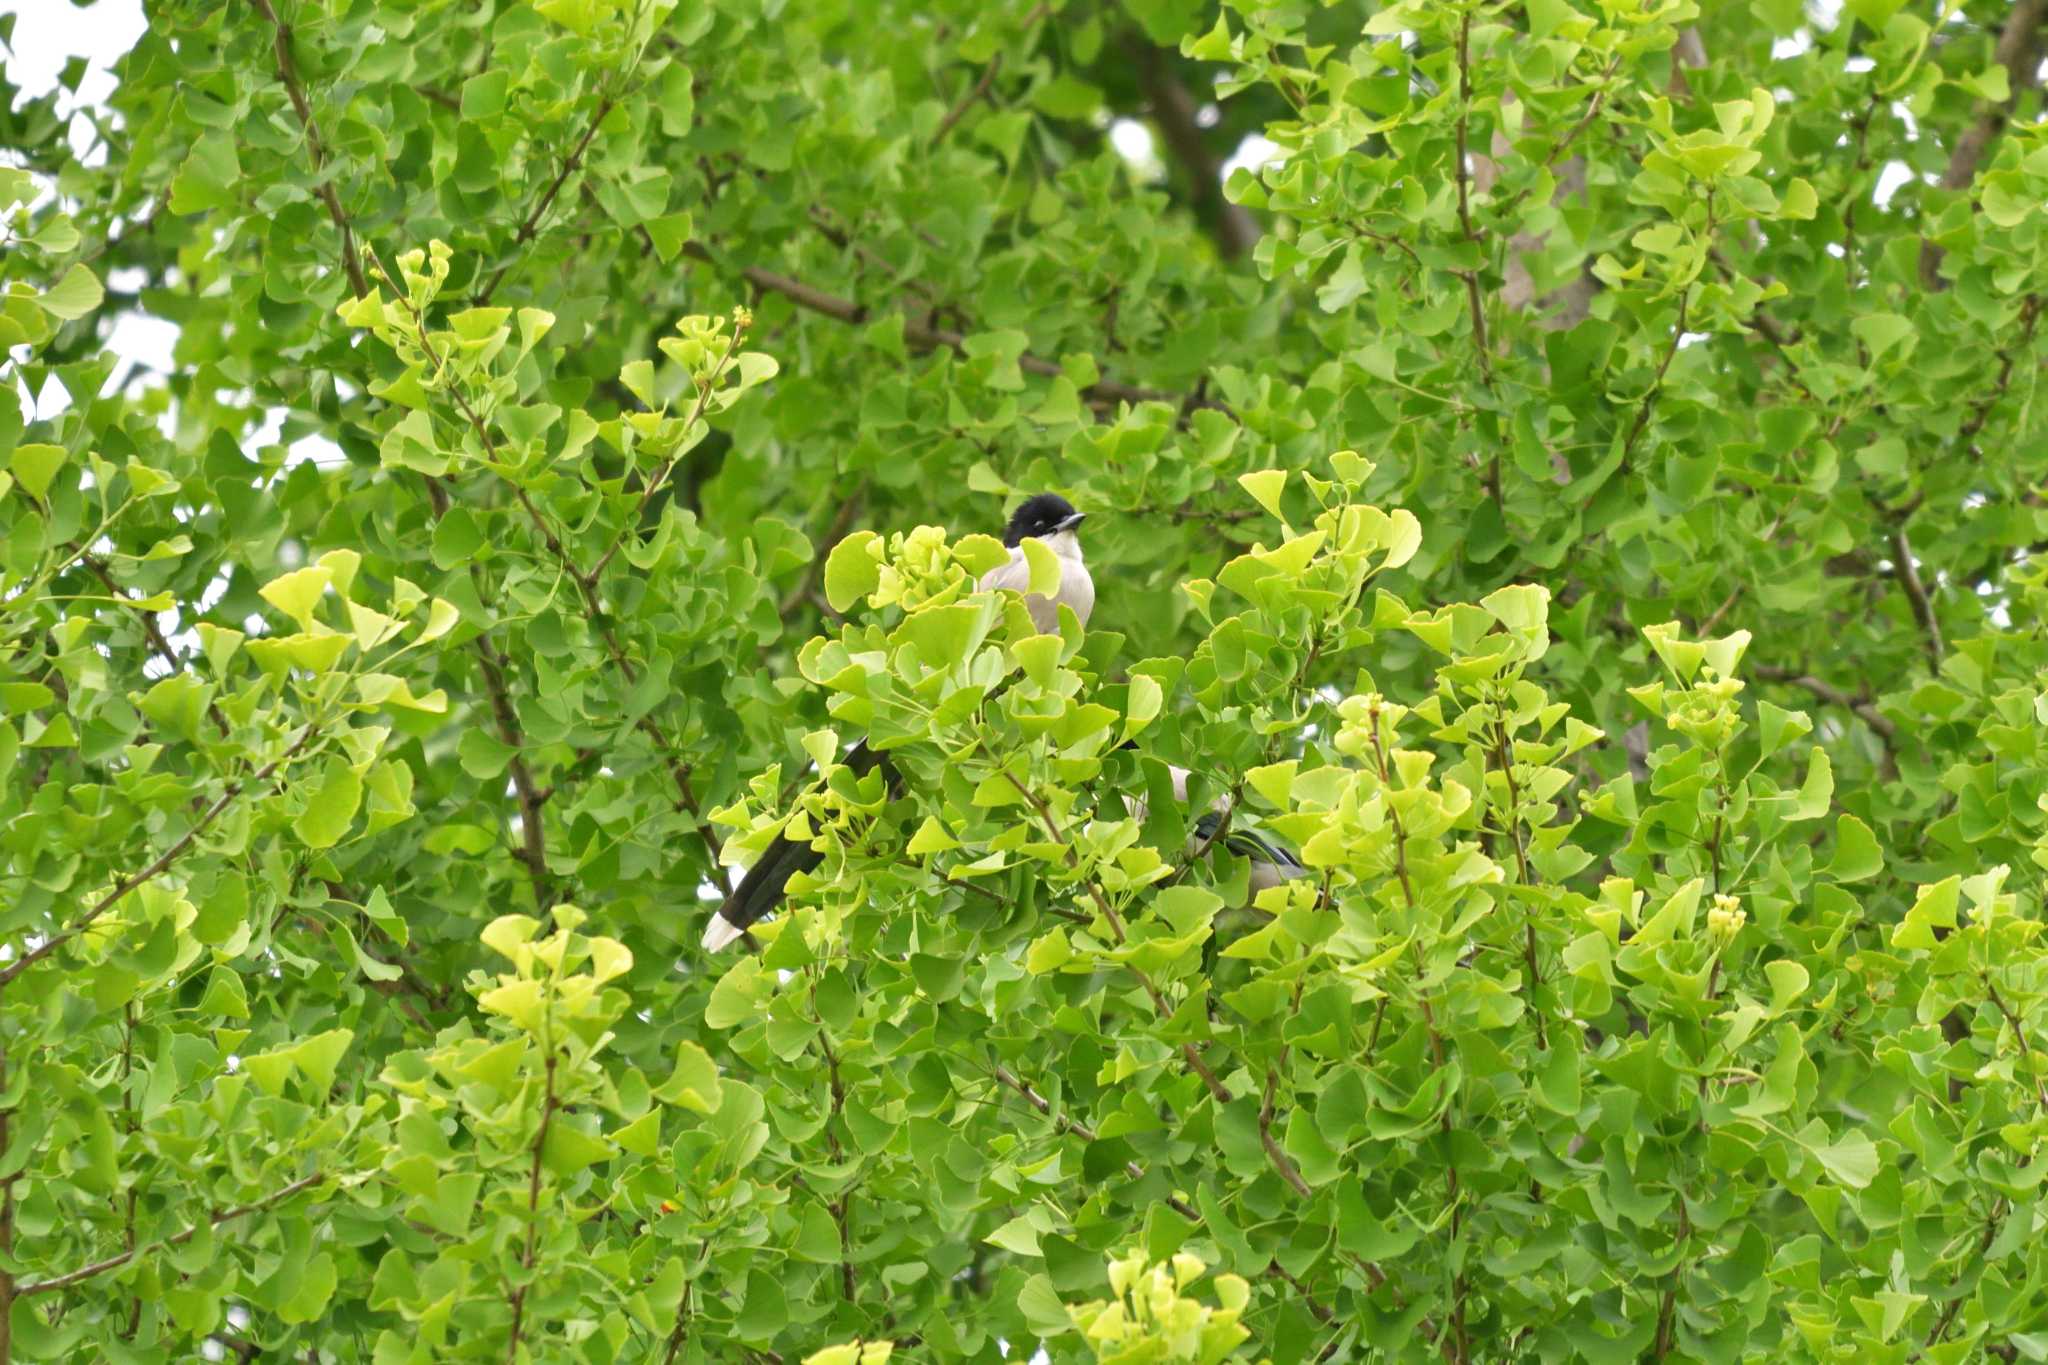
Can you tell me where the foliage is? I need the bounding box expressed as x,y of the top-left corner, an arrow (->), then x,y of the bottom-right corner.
4,0 -> 2048,1360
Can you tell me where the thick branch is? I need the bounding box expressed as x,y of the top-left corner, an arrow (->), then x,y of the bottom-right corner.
473,638 -> 552,908
678,242 -> 1222,417
1258,1068 -> 1314,1199
20,1170 -> 328,1296
249,0 -> 368,299
1751,666 -> 1898,743
1918,0 -> 2048,290
1129,37 -> 1261,260
0,726 -> 320,988
1888,526 -> 1943,666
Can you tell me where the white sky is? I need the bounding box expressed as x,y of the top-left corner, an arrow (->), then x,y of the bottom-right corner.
1,0 -> 145,111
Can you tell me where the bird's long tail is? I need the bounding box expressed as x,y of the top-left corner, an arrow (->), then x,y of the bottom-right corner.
700,739 -> 888,952
1192,811 -> 1309,879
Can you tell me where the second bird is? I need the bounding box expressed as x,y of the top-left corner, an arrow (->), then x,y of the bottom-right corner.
700,492 -> 1095,952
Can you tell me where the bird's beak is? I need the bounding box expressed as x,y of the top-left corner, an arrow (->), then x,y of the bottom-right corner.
1056,512 -> 1087,533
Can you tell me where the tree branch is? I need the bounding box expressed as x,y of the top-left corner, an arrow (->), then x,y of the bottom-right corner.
248,0 -> 368,299
505,1050 -> 558,1363
678,242 -> 1223,418
472,637 -> 553,908
1620,288 -> 1690,471
83,553 -> 230,736
1888,525 -> 1943,667
19,1170 -> 329,1296
1751,665 -> 1898,743
1258,1067 -> 1313,1199
586,314 -> 748,583
779,490 -> 866,620
1918,0 -> 2048,290
934,53 -> 1003,145
476,94 -> 619,305
0,725 -> 321,988
375,253 -> 733,895
1129,36 -> 1261,260
999,769 -> 1233,1104
987,1063 -> 1198,1220
1959,293 -> 2043,448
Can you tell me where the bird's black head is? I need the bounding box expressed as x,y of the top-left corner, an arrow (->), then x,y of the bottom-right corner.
1003,492 -> 1086,548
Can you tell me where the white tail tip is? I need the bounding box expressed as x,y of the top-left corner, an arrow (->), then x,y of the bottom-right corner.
700,913 -> 745,953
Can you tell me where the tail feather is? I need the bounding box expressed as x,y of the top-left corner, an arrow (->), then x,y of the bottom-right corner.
1192,811 -> 1308,878
700,740 -> 889,953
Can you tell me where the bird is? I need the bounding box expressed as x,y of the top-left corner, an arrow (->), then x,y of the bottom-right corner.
701,492 -> 1096,953
975,491 -> 1093,634
1132,762 -> 1312,896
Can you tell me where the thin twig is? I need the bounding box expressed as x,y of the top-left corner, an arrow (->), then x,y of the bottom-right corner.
1920,1199 -> 2007,1352
935,53 -> 1002,143
1959,294 -> 2043,449
778,491 -> 866,619
0,726 -> 321,988
83,553 -> 230,735
1452,15 -> 1495,405
371,248 -> 732,894
1620,289 -> 1690,470
586,314 -> 749,582
1258,1067 -> 1313,1198
505,1049 -> 558,1363
1984,975 -> 2048,1115
988,1063 -> 1198,1220
1488,715 -> 1546,1049
473,637 -> 553,907
1000,770 -> 1233,1104
248,0 -> 368,299
20,1170 -> 329,1296
1543,58 -> 1622,166
476,94 -> 619,305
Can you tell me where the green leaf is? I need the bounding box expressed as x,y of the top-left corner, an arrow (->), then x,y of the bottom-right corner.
1804,1126 -> 1880,1190
1237,469 -> 1287,520
1788,746 -> 1833,821
824,530 -> 882,612
259,566 -> 335,630
1892,876 -> 1960,951
168,131 -> 241,213
293,756 -> 364,850
1826,814 -> 1884,882
39,264 -> 104,321
653,1042 -> 724,1113
278,1253 -> 338,1324
706,957 -> 764,1029
10,443 -> 66,500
